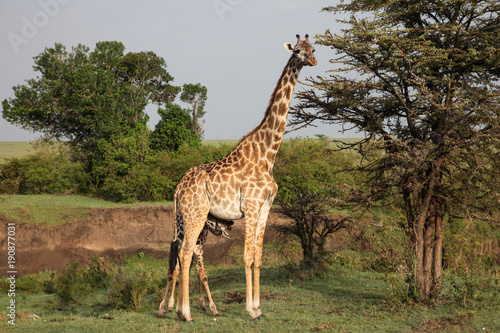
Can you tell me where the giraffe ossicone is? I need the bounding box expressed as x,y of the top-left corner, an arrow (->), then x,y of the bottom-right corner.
160,34 -> 317,322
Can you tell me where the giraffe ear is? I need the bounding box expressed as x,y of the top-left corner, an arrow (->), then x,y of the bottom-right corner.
284,43 -> 295,52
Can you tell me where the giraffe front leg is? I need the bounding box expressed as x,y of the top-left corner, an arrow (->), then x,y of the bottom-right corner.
197,265 -> 220,316
194,246 -> 207,312
195,246 -> 219,316
243,211 -> 261,320
204,280 -> 220,316
245,198 -> 273,320
252,219 -> 268,319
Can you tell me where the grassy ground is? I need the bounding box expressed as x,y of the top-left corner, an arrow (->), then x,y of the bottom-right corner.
0,138 -> 363,160
1,192 -> 497,332
0,194 -> 172,225
202,139 -> 239,147
0,253 -> 498,333
0,141 -> 242,160
0,142 -> 33,162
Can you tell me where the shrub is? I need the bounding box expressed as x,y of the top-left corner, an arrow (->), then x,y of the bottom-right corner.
443,217 -> 490,276
54,259 -> 92,303
0,143 -> 88,195
93,135 -> 233,201
273,138 -> 358,267
0,137 -> 235,202
90,127 -> 176,202
49,257 -> 111,304
108,268 -> 160,311
154,143 -> 234,200
98,156 -> 176,202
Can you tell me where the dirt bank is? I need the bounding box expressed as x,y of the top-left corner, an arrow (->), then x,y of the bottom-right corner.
0,206 -> 290,275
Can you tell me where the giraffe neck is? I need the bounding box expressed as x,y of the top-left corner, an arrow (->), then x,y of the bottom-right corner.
240,56 -> 303,166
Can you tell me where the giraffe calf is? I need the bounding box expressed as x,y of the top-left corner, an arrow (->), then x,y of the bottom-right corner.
158,213 -> 233,318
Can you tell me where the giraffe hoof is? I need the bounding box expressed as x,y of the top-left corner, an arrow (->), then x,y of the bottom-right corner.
177,313 -> 195,322
250,314 -> 265,321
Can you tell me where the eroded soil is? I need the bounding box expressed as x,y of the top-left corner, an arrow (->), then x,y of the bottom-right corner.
0,206 -> 290,275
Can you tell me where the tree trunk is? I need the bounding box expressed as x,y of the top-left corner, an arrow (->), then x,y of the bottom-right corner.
432,200 -> 444,296
413,171 -> 439,299
414,212 -> 426,298
414,194 -> 444,300
423,213 -> 435,297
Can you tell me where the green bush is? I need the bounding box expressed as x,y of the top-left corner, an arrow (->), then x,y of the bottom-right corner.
108,268 -> 160,311
274,138 -> 360,203
443,217 -> 499,276
97,157 -> 176,202
0,139 -> 235,202
152,143 -> 233,200
54,259 -> 93,303
47,257 -> 111,304
0,143 -> 88,195
273,138 -> 360,266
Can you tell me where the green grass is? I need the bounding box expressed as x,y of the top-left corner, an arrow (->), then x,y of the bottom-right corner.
0,194 -> 172,225
0,139 -> 363,160
0,186 -> 496,332
0,142 -> 33,161
0,141 -> 242,160
202,139 -> 239,147
0,194 -> 497,332
0,253 -> 498,332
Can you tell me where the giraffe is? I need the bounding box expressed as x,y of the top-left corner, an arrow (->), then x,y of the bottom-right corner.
158,214 -> 233,318
170,34 -> 316,322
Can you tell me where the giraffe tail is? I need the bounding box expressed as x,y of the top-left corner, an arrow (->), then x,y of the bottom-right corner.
168,237 -> 181,274
172,191 -> 180,242
169,190 -> 182,273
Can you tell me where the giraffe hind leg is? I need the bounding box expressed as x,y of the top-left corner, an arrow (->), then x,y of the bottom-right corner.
158,238 -> 181,317
177,221 -> 207,322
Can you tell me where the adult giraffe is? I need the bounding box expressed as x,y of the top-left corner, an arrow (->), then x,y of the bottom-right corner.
170,34 -> 316,322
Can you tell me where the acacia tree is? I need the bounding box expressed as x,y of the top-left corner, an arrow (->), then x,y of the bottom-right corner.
180,83 -> 207,138
290,0 -> 499,299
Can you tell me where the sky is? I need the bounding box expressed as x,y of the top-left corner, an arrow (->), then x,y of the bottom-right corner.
0,0 -> 358,141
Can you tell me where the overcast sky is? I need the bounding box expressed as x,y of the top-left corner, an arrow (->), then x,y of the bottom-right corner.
0,0 -> 358,141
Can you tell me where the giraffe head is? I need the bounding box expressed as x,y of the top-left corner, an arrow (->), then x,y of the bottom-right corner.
284,34 -> 317,67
